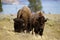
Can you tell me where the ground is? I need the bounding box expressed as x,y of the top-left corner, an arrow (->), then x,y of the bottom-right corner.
0,14 -> 60,40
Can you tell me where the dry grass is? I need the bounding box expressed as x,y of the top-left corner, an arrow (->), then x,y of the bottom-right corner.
0,14 -> 60,40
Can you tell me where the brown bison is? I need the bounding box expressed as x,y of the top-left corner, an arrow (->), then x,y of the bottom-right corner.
32,11 -> 47,36
17,6 -> 32,33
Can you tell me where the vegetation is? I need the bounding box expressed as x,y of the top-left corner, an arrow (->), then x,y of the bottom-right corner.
0,14 -> 60,40
0,0 -> 3,12
28,0 -> 42,12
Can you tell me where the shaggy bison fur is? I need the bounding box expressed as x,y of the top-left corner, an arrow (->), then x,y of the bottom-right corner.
16,6 -> 32,33
33,11 -> 47,36
13,6 -> 47,36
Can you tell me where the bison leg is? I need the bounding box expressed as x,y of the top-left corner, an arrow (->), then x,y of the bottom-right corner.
26,27 -> 31,33
39,28 -> 43,36
34,28 -> 39,35
26,21 -> 31,33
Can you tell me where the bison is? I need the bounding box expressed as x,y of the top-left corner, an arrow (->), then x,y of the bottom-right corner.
16,6 -> 32,33
32,11 -> 47,36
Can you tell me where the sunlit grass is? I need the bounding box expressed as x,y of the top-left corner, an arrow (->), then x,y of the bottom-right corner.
0,14 -> 60,40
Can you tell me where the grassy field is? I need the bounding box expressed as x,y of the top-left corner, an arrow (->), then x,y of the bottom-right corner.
0,14 -> 60,40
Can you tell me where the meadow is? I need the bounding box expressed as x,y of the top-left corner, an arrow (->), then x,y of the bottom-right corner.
0,14 -> 60,40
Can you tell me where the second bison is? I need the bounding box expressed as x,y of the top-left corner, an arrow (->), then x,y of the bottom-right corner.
32,11 -> 47,36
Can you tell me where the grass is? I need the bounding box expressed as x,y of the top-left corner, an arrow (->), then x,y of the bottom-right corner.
0,14 -> 60,40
